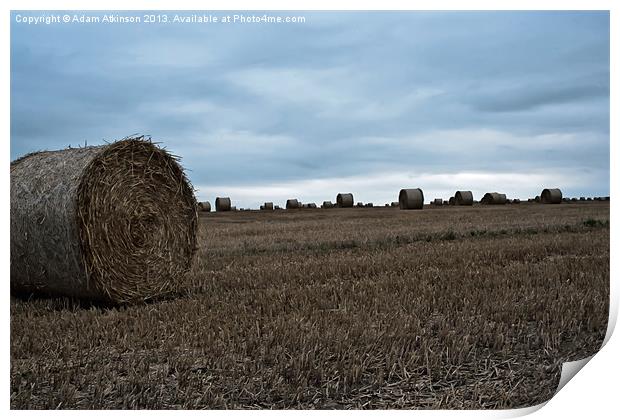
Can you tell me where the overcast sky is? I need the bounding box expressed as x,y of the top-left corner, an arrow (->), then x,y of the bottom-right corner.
11,11 -> 609,207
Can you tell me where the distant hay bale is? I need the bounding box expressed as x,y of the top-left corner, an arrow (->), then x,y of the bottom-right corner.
198,201 -> 211,212
365,202 -> 374,208
571,198 -> 578,202
286,199 -> 300,209
356,202 -> 364,208
481,192 -> 507,205
307,203 -> 317,209
230,206 -> 237,211
579,197 -> 586,201
587,197 -> 593,201
443,200 -> 449,205
215,197 -> 232,212
262,202 -> 274,210
274,205 -> 281,210
604,196 -> 610,201
322,201 -> 334,209
337,193 -> 354,208
448,197 -> 456,206
534,196 -> 541,203
399,188 -> 424,210
512,199 -> 521,204
10,137 -> 198,304
391,202 -> 399,207
455,190 -> 474,206
541,188 -> 562,204
432,198 -> 443,206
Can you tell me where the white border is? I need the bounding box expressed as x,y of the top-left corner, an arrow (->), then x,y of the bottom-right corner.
3,1 -> 616,418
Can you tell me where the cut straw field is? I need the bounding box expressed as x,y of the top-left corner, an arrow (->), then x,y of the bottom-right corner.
11,202 -> 609,409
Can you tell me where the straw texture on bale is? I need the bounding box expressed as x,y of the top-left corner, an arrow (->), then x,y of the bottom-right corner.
10,137 -> 198,304
481,192 -> 507,205
399,188 -> 424,210
286,199 -> 300,209
337,193 -> 354,208
541,188 -> 562,204
455,190 -> 474,206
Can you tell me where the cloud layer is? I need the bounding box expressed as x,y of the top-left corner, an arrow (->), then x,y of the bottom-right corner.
11,11 -> 610,207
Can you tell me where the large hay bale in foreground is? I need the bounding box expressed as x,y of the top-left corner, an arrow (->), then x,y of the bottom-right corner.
286,199 -> 300,209
455,190 -> 474,206
215,197 -> 232,212
541,188 -> 562,204
337,193 -> 354,208
481,192 -> 507,205
10,137 -> 198,304
399,188 -> 424,210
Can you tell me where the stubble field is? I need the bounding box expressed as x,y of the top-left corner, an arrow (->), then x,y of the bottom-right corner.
10,202 -> 609,409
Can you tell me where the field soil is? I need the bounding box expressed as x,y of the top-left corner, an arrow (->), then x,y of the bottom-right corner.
11,202 -> 609,409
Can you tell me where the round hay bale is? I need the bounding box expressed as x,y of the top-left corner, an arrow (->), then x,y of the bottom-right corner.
512,199 -> 521,204
356,202 -> 364,208
336,193 -> 354,208
391,202 -> 399,207
604,196 -> 610,201
215,197 -> 231,212
448,197 -> 456,206
274,205 -> 281,210
455,190 -> 473,206
432,198 -> 443,206
307,203 -> 317,209
571,198 -> 578,202
399,188 -> 424,210
230,206 -> 237,211
587,197 -> 593,201
443,200 -> 449,205
322,201 -> 334,209
541,188 -> 562,204
365,202 -> 374,208
10,137 -> 198,304
263,202 -> 274,210
481,192 -> 507,205
198,201 -> 211,212
579,197 -> 586,201
534,195 -> 541,203
286,199 -> 300,209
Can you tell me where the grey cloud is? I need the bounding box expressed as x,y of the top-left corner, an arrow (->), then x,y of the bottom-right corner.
10,11 -> 609,202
